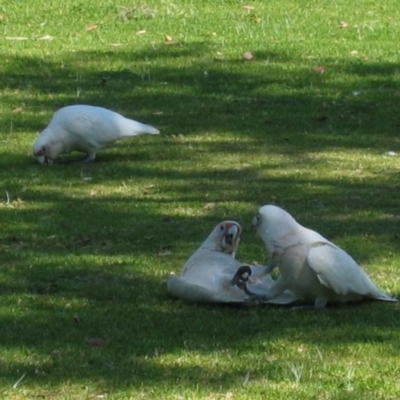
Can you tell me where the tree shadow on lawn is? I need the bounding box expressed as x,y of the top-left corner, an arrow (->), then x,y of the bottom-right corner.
0,168 -> 399,266
0,45 -> 400,391
1,45 -> 400,150
0,265 -> 399,392
0,200 -> 398,390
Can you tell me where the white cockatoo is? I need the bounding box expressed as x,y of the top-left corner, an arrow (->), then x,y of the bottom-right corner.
33,105 -> 160,163
167,220 -> 297,304
246,204 -> 397,308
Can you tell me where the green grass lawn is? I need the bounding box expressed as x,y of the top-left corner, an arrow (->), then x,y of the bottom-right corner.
1,0 -> 400,398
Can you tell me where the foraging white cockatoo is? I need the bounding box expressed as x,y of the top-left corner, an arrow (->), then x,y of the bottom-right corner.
33,105 -> 160,163
248,204 -> 397,308
167,220 -> 297,304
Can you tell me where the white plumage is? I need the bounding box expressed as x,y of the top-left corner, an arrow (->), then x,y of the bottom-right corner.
252,204 -> 397,308
33,105 -> 160,163
167,220 -> 296,304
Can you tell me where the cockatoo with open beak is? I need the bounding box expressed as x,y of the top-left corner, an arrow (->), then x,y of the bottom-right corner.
167,220 -> 297,304
33,105 -> 160,164
244,204 -> 397,308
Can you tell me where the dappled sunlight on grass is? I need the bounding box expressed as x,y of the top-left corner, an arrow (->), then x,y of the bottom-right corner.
1,0 -> 400,398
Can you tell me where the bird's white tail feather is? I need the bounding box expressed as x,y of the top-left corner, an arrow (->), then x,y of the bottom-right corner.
123,118 -> 160,136
373,290 -> 398,302
368,281 -> 398,302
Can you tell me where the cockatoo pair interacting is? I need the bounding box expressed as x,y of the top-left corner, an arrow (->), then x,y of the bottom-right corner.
167,205 -> 397,308
33,105 -> 160,164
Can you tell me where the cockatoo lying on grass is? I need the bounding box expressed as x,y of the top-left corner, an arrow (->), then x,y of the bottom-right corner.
167,220 -> 297,304
33,105 -> 160,163
236,204 -> 397,308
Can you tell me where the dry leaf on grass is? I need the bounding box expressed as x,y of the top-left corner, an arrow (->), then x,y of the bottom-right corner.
313,65 -> 327,73
158,248 -> 172,256
315,114 -> 328,122
214,51 -> 224,61
204,202 -> 216,210
86,24 -> 98,31
242,5 -> 255,10
12,107 -> 23,113
340,21 -> 349,28
242,51 -> 254,61
86,337 -> 105,346
136,30 -> 146,35
164,34 -> 179,45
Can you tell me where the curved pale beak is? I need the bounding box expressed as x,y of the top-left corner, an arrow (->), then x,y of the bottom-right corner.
222,223 -> 241,255
36,156 -> 53,165
36,156 -> 46,164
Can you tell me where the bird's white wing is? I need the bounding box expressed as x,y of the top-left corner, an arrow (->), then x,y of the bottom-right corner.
181,250 -> 240,287
307,242 -> 387,297
167,274 -> 246,303
54,105 -> 158,146
62,106 -> 121,146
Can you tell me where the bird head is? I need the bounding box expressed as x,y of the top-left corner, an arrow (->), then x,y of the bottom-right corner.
33,129 -> 59,164
201,221 -> 242,256
33,144 -> 52,164
253,204 -> 299,254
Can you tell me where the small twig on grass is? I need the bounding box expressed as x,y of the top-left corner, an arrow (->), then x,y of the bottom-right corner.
243,371 -> 250,385
345,367 -> 354,392
288,363 -> 303,383
5,191 -> 10,205
316,347 -> 323,360
12,372 -> 26,389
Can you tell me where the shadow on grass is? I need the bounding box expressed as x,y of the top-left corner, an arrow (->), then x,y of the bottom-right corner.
0,44 -> 400,391
1,45 -> 400,146
0,166 -> 398,256
0,264 -> 399,391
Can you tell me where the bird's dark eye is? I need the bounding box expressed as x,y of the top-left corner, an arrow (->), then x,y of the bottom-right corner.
219,225 -> 225,232
252,214 -> 261,227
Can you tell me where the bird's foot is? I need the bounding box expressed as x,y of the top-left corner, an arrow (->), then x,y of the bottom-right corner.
231,265 -> 270,303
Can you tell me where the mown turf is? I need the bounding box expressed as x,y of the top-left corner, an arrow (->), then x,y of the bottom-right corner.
0,0 -> 399,399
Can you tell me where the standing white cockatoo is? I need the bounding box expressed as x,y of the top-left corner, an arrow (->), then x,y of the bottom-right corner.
33,105 -> 160,163
167,220 -> 297,304
246,204 -> 397,308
